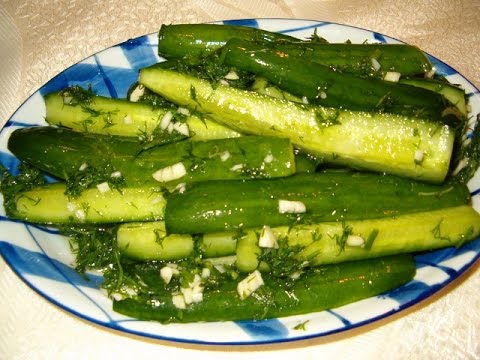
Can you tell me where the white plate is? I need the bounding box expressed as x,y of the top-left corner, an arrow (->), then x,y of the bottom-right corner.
0,18 -> 479,345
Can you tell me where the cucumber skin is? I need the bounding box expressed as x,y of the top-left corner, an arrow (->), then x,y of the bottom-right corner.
165,171 -> 470,234
112,254 -> 416,323
221,39 -> 449,119
8,127 -> 296,186
139,67 -> 455,183
11,183 -> 166,224
158,23 -> 296,59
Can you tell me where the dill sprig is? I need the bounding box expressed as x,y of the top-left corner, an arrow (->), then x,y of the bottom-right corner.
65,162 -> 125,198
0,163 -> 46,216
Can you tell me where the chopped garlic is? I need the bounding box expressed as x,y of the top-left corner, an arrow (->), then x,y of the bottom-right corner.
346,235 -> 365,247
201,267 -> 211,279
384,71 -> 401,82
67,202 -> 76,212
278,199 -> 306,214
177,106 -> 191,116
425,67 -> 436,79
160,111 -> 173,130
264,153 -> 274,163
110,171 -> 122,179
414,149 -> 425,163
123,115 -> 133,124
173,121 -> 190,136
79,163 -> 88,171
152,162 -> 187,182
172,293 -> 186,309
302,96 -> 309,104
230,164 -> 244,171
371,58 -> 381,72
129,84 -> 145,102
224,70 -> 239,80
319,91 -> 327,99
219,79 -> 230,86
452,157 -> 469,176
174,182 -> 186,194
160,266 -> 174,284
258,225 -> 279,249
96,182 -> 111,193
75,209 -> 86,220
237,270 -> 264,300
220,151 -> 231,162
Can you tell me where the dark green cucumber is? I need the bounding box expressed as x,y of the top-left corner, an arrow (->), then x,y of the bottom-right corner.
242,41 -> 433,77
8,127 -> 295,186
165,171 -> 470,234
157,24 -> 432,77
139,66 -> 455,183
399,78 -> 467,116
9,183 -> 165,224
45,89 -> 241,141
112,254 -> 416,323
219,39 -> 456,120
234,205 -> 480,272
158,23 -> 297,59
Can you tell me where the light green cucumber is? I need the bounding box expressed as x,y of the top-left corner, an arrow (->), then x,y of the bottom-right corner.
139,67 -> 455,183
10,183 -> 165,224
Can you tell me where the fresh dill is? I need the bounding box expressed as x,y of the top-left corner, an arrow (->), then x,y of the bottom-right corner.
0,163 -> 46,216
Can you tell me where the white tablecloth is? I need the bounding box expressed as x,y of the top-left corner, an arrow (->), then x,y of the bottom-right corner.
1,1 -> 479,359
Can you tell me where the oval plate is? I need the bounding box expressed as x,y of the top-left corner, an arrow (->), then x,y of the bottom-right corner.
0,18 -> 479,345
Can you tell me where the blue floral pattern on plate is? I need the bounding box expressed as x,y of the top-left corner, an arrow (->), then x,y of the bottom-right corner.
0,19 -> 479,345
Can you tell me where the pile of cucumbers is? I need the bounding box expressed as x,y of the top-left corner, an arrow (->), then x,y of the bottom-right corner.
3,23 -> 479,323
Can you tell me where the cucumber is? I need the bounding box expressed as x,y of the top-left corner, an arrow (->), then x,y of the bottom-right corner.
117,222 -> 193,261
399,78 -> 467,116
139,66 -> 455,183
112,254 -> 416,323
165,171 -> 470,234
219,39 -> 455,120
45,89 -> 241,141
158,23 -> 297,59
236,205 -> 480,272
157,24 -> 433,77
9,182 -> 165,224
8,127 -> 296,186
241,41 -> 433,78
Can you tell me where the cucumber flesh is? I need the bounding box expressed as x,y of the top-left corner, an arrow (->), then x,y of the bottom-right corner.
10,183 -> 166,224
139,66 -> 455,183
117,222 -> 193,261
236,205 -> 480,272
45,90 -> 241,141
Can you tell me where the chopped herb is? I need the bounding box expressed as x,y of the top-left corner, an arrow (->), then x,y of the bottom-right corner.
364,229 -> 379,250
0,163 -> 46,216
293,320 -> 309,330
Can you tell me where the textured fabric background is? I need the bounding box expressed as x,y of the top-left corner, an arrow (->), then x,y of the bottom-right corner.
0,1 -> 479,359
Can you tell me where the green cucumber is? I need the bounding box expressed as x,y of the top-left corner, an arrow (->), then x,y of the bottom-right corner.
157,24 -> 433,77
165,171 -> 470,234
139,66 -> 455,183
219,39 -> 455,120
235,205 -> 480,272
8,127 -> 296,186
399,78 -> 467,116
117,222 -> 193,261
9,183 -> 165,224
112,254 -> 416,323
158,23 -> 297,59
45,89 -> 241,141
